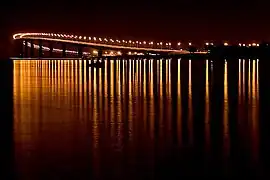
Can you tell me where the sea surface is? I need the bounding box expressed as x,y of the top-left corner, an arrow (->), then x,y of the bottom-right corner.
9,58 -> 270,179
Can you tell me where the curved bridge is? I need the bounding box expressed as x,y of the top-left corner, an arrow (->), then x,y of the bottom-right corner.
13,33 -> 191,55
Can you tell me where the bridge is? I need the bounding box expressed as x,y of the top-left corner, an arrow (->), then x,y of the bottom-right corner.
13,32 -> 198,58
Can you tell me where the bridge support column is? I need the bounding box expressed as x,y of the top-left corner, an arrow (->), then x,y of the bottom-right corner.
38,40 -> 43,57
98,49 -> 102,57
24,40 -> 28,57
49,43 -> 53,57
20,40 -> 24,58
30,40 -> 34,57
78,46 -> 83,57
62,43 -> 66,57
122,50 -> 128,57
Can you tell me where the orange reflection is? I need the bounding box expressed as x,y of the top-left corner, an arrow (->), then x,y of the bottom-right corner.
223,61 -> 230,157
177,59 -> 182,145
251,60 -> 259,162
205,60 -> 210,151
188,59 -> 193,145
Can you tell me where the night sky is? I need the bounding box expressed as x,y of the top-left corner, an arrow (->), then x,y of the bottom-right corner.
2,0 -> 270,48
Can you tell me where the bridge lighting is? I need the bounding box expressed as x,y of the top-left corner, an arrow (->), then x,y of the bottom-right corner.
177,42 -> 181,46
248,44 -> 251,47
128,52 -> 131,55
168,42 -> 171,45
139,42 -> 142,44
84,36 -> 86,40
88,37 -> 91,40
74,36 -> 78,38
132,42 -> 135,44
117,51 -> 121,55
239,43 -> 242,46
252,43 -> 256,46
205,42 -> 209,46
93,37 -> 96,41
79,36 -> 82,39
150,41 -> 153,44
143,41 -> 146,44
157,43 -> 159,45
243,44 -> 246,46
129,40 -> 132,43
99,38 -> 102,41
188,42 -> 192,46
93,50 -> 98,54
224,42 -> 228,46
257,44 -> 259,46
105,51 -> 108,54
57,34 -> 60,37
210,43 -> 214,45
160,42 -> 163,45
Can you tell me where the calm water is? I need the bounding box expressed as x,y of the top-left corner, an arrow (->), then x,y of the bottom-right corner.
12,58 -> 270,179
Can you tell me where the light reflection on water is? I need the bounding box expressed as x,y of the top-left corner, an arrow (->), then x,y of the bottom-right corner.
13,58 -> 261,179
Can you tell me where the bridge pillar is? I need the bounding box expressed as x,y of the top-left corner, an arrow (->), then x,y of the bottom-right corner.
30,40 -> 34,57
121,50 -> 128,57
49,43 -> 53,57
20,40 -> 24,58
38,40 -> 43,57
98,49 -> 102,57
24,40 -> 28,57
62,43 -> 66,57
78,46 -> 83,57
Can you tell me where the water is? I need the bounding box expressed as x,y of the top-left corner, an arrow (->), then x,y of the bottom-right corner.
11,58 -> 270,179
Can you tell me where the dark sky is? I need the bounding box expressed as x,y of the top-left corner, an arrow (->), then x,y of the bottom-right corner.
2,0 -> 270,44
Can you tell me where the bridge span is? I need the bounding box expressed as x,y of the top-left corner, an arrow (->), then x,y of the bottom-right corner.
13,32 -> 196,58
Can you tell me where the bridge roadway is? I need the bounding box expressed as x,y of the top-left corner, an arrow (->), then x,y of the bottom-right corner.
13,33 -> 192,55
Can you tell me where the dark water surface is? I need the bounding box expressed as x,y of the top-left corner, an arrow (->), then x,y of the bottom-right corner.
11,58 -> 270,179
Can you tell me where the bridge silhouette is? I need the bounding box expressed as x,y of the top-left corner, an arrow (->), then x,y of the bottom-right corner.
13,33 -> 205,58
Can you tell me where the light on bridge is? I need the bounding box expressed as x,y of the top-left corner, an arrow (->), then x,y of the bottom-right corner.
117,51 -> 121,55
205,42 -> 209,46
224,42 -> 228,46
93,50 -> 98,54
188,42 -> 192,46
177,42 -> 181,46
